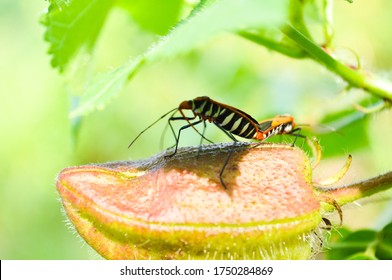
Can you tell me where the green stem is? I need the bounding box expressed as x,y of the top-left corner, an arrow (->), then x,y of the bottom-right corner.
238,31 -> 307,59
280,24 -> 392,101
288,0 -> 312,40
318,171 -> 392,207
322,0 -> 334,47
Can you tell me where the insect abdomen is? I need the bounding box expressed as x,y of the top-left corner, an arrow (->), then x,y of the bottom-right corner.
188,96 -> 257,139
215,109 -> 256,139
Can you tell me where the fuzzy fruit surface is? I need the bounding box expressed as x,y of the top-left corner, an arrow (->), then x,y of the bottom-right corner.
57,143 -> 323,259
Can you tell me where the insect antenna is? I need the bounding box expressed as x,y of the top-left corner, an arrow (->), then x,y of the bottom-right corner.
288,123 -> 345,148
128,107 -> 178,149
299,121 -> 345,136
315,123 -> 344,136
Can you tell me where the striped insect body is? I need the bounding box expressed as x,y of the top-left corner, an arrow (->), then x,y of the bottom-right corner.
180,96 -> 260,141
128,96 -> 301,189
257,114 -> 297,141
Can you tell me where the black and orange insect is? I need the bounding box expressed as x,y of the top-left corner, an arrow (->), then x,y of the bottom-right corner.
257,114 -> 303,144
129,96 -> 302,189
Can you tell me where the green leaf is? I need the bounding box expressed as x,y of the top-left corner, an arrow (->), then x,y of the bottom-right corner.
347,253 -> 377,260
43,0 -> 114,72
316,112 -> 369,158
117,0 -> 182,35
288,0 -> 312,40
325,222 -> 392,260
325,229 -> 377,260
69,57 -> 145,119
312,96 -> 383,157
148,0 -> 288,60
70,0 -> 289,117
375,222 -> 392,259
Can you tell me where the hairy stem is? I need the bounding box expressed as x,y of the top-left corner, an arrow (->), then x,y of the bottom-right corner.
318,171 -> 392,206
280,24 -> 392,101
240,24 -> 392,102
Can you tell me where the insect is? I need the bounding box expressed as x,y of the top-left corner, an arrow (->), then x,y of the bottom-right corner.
128,96 -> 302,189
257,114 -> 303,145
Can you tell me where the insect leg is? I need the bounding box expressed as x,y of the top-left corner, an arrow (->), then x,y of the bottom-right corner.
165,119 -> 204,158
199,121 -> 208,146
288,127 -> 305,146
214,124 -> 238,189
196,121 -> 208,158
168,116 -> 214,146
167,115 -> 197,149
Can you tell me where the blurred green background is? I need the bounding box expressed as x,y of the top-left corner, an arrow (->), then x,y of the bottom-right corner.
1,0 -> 392,259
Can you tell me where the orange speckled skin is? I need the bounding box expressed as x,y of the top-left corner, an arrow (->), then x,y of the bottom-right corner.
57,143 -> 321,260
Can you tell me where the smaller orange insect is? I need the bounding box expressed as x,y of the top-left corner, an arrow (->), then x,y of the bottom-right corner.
256,114 -> 303,144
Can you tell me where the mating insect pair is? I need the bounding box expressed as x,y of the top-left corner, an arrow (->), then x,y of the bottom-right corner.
128,96 -> 303,189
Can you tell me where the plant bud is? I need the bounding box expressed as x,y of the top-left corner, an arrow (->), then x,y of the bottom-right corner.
57,143 -> 336,259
